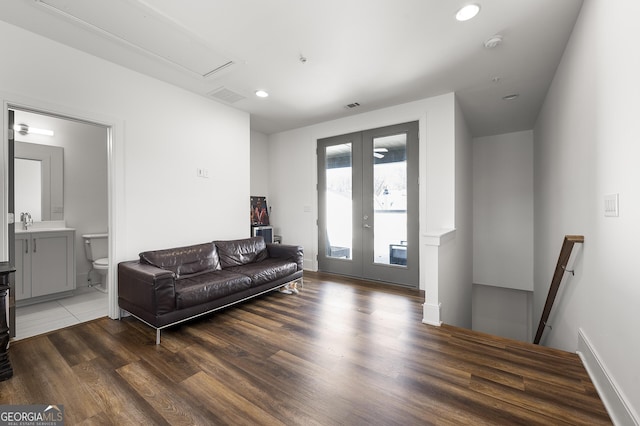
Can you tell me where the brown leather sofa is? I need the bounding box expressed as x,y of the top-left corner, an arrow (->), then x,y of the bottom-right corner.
118,236 -> 303,343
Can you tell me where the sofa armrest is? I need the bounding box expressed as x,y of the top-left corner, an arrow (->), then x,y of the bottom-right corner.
267,243 -> 304,271
118,260 -> 177,316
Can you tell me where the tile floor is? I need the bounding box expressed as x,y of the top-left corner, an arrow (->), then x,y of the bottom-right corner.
14,288 -> 108,340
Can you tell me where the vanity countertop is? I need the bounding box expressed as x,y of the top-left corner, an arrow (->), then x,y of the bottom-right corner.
15,221 -> 75,234
15,227 -> 75,234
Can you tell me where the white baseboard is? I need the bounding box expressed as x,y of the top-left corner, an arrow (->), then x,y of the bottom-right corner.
422,302 -> 442,326
577,328 -> 638,425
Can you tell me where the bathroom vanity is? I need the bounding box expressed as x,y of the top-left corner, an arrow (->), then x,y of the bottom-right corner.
14,226 -> 76,306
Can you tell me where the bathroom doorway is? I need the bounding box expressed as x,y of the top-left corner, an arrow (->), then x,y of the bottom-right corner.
8,106 -> 111,339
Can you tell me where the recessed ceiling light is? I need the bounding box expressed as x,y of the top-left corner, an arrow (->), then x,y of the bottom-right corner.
456,4 -> 480,21
255,90 -> 269,98
502,94 -> 520,101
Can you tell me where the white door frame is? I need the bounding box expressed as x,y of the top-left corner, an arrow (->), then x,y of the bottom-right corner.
2,92 -> 122,320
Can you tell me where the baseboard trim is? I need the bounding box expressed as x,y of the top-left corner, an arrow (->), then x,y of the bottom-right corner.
422,302 -> 442,326
577,328 -> 638,425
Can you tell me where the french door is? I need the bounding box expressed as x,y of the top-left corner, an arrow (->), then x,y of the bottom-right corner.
317,121 -> 418,287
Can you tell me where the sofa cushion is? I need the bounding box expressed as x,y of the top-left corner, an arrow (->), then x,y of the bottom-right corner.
215,236 -> 269,269
140,242 -> 221,278
175,270 -> 251,309
227,258 -> 298,286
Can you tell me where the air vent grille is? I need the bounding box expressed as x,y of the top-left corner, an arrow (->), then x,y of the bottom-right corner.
345,102 -> 361,109
209,87 -> 246,104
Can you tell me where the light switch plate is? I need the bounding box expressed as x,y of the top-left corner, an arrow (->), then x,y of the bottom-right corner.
604,193 -> 619,217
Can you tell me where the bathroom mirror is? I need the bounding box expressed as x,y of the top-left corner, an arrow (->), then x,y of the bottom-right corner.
15,158 -> 43,221
14,142 -> 64,221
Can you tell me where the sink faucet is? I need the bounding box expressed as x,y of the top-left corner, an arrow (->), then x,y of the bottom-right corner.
20,212 -> 32,230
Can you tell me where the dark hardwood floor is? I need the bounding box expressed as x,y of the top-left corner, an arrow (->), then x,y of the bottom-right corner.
0,271 -> 611,425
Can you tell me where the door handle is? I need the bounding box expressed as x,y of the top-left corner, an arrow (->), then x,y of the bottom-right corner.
33,238 -> 36,253
25,240 -> 28,254
363,224 -> 371,228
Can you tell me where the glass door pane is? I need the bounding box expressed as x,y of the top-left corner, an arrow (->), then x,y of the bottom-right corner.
325,143 -> 353,259
372,134 -> 407,266
361,121 -> 418,287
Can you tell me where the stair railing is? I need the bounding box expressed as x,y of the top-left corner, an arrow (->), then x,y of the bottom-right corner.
534,235 -> 584,344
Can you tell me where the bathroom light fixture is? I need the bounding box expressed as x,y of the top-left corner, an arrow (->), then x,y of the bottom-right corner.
14,123 -> 54,136
456,4 -> 480,21
255,90 -> 269,98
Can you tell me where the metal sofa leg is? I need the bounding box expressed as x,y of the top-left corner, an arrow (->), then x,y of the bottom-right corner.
156,328 -> 161,345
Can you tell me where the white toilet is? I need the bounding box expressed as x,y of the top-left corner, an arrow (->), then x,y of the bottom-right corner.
82,233 -> 109,293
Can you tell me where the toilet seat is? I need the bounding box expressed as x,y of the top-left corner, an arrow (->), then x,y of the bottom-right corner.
93,257 -> 109,270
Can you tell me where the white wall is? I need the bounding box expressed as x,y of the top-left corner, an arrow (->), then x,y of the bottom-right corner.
473,130 -> 534,291
267,93 -> 473,328
0,20 -> 250,314
471,130 -> 533,341
60,121 -> 108,286
250,130 -> 270,199
534,0 -> 640,421
437,99 -> 473,328
472,284 -> 531,341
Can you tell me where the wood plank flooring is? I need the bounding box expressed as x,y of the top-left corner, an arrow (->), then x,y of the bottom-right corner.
0,271 -> 611,425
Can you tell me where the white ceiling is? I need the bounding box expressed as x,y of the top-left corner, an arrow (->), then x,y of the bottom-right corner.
0,0 -> 583,137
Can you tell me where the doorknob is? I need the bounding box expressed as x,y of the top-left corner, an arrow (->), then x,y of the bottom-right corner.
364,224 -> 371,228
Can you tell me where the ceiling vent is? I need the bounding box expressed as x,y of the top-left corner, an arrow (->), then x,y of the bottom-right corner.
208,87 -> 246,104
345,102 -> 361,109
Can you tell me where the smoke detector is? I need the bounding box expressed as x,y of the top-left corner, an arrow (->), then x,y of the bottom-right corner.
484,35 -> 503,49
